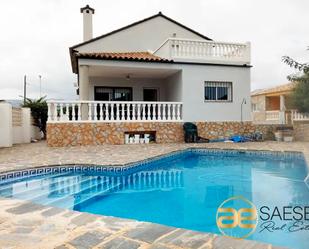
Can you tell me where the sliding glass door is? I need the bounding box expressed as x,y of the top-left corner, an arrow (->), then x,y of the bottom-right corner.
94,87 -> 132,101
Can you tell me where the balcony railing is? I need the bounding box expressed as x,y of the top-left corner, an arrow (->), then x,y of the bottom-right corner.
291,110 -> 309,122
47,101 -> 183,123
154,38 -> 251,64
266,111 -> 280,121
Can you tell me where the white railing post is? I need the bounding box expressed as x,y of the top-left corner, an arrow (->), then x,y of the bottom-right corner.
110,103 -> 114,121
93,103 -> 97,121
65,103 -> 69,121
162,104 -> 166,121
88,103 -> 92,121
167,104 -> 171,121
142,104 -> 146,120
99,103 -> 103,121
157,103 -> 161,121
116,103 -> 120,121
132,103 -> 136,121
72,103 -> 76,121
47,102 -> 51,121
172,104 -> 176,120
176,104 -> 181,120
121,103 -> 125,121
59,103 -> 64,121
137,104 -> 141,121
77,103 -> 81,121
146,104 -> 150,121
104,103 -> 109,121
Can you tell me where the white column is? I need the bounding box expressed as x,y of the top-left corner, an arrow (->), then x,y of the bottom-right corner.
79,65 -> 90,120
279,95 -> 286,124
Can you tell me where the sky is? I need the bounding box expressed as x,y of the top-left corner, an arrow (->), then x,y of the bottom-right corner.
0,0 -> 308,100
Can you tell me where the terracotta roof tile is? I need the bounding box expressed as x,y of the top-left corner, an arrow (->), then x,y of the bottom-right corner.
76,52 -> 172,62
251,82 -> 295,96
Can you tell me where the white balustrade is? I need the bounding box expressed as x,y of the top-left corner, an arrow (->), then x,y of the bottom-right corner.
291,110 -> 309,122
266,111 -> 280,121
154,38 -> 250,64
47,101 -> 183,123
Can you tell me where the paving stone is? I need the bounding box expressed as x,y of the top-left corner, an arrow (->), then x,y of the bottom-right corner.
54,245 -> 70,249
41,207 -> 65,217
146,244 -> 172,249
101,216 -> 139,231
124,223 -> 176,243
99,237 -> 141,249
13,226 -> 34,234
6,202 -> 46,214
0,217 -> 7,224
16,218 -> 42,227
211,236 -> 269,249
158,229 -> 213,249
71,213 -> 97,226
69,231 -> 112,249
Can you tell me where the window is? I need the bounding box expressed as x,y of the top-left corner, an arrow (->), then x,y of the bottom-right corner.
204,81 -> 232,102
252,103 -> 258,112
94,87 -> 132,101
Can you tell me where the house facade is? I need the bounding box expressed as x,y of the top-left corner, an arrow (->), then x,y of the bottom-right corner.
47,5 -> 257,146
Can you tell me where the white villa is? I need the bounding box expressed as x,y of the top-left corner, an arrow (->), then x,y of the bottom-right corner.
47,5 -> 253,146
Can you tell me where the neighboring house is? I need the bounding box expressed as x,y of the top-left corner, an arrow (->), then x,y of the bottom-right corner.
47,5 -> 253,146
251,82 -> 309,125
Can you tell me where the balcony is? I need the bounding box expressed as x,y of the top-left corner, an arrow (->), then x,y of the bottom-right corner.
264,110 -> 309,124
154,38 -> 251,65
47,101 -> 183,123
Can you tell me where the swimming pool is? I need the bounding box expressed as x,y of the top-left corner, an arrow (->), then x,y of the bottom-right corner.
0,149 -> 308,249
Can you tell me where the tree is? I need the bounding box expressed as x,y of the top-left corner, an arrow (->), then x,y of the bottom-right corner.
22,97 -> 48,138
282,47 -> 309,113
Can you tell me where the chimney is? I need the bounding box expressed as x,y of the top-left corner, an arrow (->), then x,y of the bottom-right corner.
80,5 -> 95,41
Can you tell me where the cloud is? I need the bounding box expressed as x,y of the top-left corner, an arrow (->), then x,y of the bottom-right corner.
0,0 -> 308,100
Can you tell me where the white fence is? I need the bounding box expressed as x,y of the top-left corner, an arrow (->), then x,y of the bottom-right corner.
154,38 -> 250,64
47,101 -> 183,122
291,110 -> 309,122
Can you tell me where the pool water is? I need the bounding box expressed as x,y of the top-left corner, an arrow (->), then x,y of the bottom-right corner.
0,150 -> 308,249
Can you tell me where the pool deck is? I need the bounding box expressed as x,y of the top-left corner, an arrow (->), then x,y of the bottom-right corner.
1,141 -> 308,249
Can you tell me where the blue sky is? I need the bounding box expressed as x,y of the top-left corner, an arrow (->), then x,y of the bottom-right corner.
0,0 -> 308,100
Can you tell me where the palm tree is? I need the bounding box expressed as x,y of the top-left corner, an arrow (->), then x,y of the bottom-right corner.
22,97 -> 48,139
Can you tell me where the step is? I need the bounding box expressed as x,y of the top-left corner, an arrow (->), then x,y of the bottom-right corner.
29,176 -> 112,205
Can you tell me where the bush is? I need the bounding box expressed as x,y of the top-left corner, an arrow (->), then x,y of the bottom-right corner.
23,97 -> 48,139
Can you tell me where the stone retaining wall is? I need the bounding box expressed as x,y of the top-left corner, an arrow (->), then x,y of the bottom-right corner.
47,122 -> 279,147
293,121 -> 309,142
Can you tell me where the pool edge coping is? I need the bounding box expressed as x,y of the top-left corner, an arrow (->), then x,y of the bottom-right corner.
0,147 -> 307,182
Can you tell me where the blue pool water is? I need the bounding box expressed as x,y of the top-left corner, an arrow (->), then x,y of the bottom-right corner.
0,150 -> 308,249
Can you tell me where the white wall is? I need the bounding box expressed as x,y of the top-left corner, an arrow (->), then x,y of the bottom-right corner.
165,71 -> 182,102
181,64 -> 251,121
76,16 -> 206,53
0,103 -> 12,147
0,103 -> 33,148
12,108 -> 31,144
